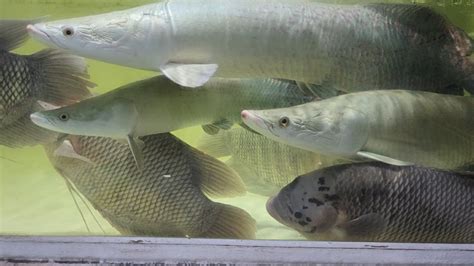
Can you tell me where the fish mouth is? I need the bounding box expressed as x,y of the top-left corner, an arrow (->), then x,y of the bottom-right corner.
241,110 -> 279,137
266,196 -> 284,223
27,24 -> 61,49
30,112 -> 55,131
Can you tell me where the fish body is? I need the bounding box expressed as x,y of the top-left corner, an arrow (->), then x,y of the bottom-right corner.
0,19 -> 93,147
30,76 -> 313,138
267,162 -> 474,243
28,1 -> 473,93
45,133 -> 256,239
198,127 -> 326,196
30,76 -> 314,169
242,90 -> 474,170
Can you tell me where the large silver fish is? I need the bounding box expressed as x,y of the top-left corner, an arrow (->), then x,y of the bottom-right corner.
0,19 -> 93,147
30,76 -> 314,169
45,133 -> 256,239
198,127 -> 346,196
267,162 -> 474,243
27,1 -> 473,93
242,90 -> 474,171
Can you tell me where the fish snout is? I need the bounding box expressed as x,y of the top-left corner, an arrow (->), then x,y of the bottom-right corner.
266,196 -> 282,222
241,110 -> 254,120
241,110 -> 265,132
241,110 -> 279,138
27,24 -> 44,37
30,112 -> 52,129
27,24 -> 57,48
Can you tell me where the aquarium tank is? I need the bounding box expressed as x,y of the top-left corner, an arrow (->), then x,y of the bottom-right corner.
0,0 -> 473,244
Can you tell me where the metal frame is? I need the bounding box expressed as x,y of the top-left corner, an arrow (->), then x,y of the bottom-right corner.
1,236 -> 473,265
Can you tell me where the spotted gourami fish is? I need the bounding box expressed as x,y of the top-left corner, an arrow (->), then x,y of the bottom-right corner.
242,90 -> 474,171
198,127 -> 347,196
267,162 -> 474,243
0,19 -> 93,147
30,76 -> 314,169
45,133 -> 256,239
27,1 -> 474,93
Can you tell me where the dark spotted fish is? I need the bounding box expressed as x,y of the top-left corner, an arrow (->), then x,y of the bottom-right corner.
197,127 -> 347,196
45,134 -> 256,239
267,162 -> 473,243
0,18 -> 93,147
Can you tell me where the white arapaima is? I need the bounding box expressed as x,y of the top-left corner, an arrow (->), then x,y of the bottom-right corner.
27,0 -> 473,93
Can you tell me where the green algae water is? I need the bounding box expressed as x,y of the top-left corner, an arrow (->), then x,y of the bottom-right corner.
1,0 -> 473,240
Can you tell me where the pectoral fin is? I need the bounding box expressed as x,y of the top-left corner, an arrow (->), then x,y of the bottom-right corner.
202,124 -> 220,135
126,135 -> 145,171
357,151 -> 413,166
202,118 -> 233,135
54,139 -> 95,165
339,213 -> 387,238
160,63 -> 218,88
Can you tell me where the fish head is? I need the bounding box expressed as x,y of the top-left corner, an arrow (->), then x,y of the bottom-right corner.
241,104 -> 369,156
27,4 -> 172,70
30,97 -> 138,138
266,170 -> 339,237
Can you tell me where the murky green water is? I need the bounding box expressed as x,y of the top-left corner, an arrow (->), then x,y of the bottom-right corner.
1,0 -> 473,240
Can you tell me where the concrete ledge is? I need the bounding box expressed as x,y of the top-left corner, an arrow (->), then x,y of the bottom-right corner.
0,236 -> 473,265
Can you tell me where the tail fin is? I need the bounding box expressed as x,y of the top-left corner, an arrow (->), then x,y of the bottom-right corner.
202,203 -> 256,239
196,131 -> 231,158
29,49 -> 95,105
188,148 -> 246,198
0,18 -> 44,51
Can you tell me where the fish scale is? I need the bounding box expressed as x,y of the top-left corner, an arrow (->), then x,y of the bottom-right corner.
197,127 -> 349,196
46,134 -> 256,238
269,163 -> 473,243
70,136 -> 209,224
0,19 -> 93,148
359,91 -> 474,170
334,165 -> 473,242
0,51 -> 38,124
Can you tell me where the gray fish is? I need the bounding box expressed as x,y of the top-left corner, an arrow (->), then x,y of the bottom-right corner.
28,1 -> 474,94
0,19 -> 93,147
198,127 -> 347,196
29,76 -> 317,170
242,90 -> 474,171
267,162 -> 474,243
45,134 -> 256,239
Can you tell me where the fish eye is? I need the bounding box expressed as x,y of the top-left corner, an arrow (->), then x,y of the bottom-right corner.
59,113 -> 70,121
279,117 -> 290,128
62,27 -> 75,37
